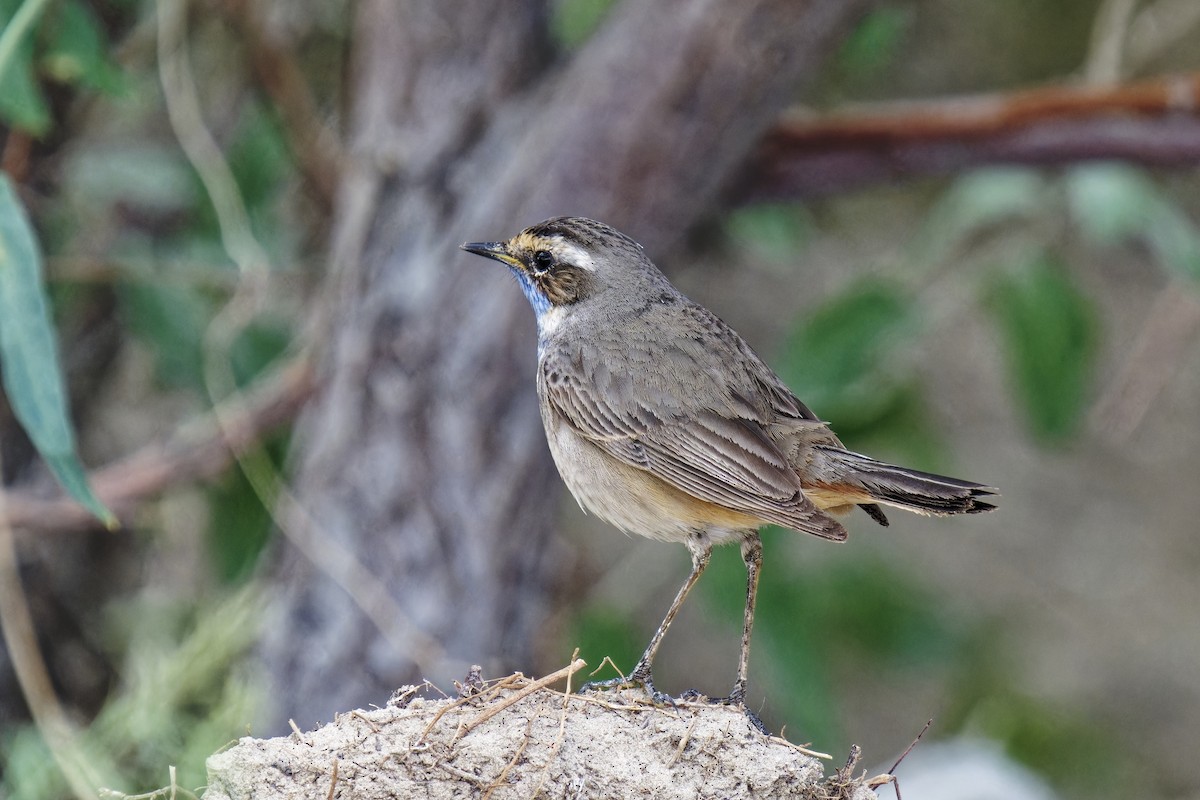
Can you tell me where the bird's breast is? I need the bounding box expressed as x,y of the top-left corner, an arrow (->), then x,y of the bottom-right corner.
538,405 -> 756,548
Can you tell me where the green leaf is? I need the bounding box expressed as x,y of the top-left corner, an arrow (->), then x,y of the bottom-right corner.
776,280 -> 941,453
1065,163 -> 1157,244
116,280 -> 212,391
230,319 -> 291,389
41,0 -> 124,93
779,280 -> 913,396
550,0 -> 618,47
723,204 -> 813,264
226,100 -> 292,215
988,256 -> 1098,442
837,6 -> 911,78
207,464 -> 273,584
0,174 -> 115,528
0,32 -> 50,134
0,0 -> 54,135
1067,163 -> 1200,282
925,169 -> 1047,251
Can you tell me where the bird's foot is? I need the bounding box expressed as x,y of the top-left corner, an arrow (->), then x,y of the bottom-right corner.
686,685 -> 769,735
579,666 -> 676,706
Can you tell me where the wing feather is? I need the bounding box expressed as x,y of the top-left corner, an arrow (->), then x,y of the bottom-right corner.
540,347 -> 846,541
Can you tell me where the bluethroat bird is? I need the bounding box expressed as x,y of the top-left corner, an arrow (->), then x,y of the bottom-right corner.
462,217 -> 995,718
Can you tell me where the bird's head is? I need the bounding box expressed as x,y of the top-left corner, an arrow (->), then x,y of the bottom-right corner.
461,216 -> 668,330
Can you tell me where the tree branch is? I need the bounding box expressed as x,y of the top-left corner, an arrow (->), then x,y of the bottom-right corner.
741,72 -> 1200,200
1,358 -> 314,534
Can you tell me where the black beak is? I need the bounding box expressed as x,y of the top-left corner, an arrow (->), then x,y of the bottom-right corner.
460,241 -> 514,265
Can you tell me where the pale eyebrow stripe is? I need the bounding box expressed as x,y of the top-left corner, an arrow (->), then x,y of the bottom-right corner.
555,241 -> 597,271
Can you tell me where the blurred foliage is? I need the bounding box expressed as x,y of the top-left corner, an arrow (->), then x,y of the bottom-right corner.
834,5 -> 913,85
775,279 -> 936,463
1,0 -> 300,795
706,546 -> 967,742
684,161 -> 1198,798
0,0 -> 123,135
989,256 -> 1098,441
938,625 -> 1143,798
568,607 -> 645,682
1,591 -> 262,799
1067,163 -> 1200,282
206,435 -> 288,584
550,0 -> 618,47
724,203 -> 815,265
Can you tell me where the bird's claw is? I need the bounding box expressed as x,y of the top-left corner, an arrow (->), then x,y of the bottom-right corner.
579,668 -> 678,707
580,674 -> 767,731
675,687 -> 770,735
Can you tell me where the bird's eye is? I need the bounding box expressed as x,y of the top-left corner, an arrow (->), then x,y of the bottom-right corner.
532,250 -> 554,273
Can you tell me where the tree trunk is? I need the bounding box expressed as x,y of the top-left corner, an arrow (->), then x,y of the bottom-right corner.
259,0 -> 873,730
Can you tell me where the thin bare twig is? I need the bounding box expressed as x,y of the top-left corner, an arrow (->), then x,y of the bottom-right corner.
481,715 -> 535,800
460,659 -> 587,735
325,758 -> 338,800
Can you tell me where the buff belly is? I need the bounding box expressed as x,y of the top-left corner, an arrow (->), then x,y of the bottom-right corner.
542,415 -> 758,549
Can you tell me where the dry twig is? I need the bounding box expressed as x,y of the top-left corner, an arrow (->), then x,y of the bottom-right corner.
460,659 -> 587,735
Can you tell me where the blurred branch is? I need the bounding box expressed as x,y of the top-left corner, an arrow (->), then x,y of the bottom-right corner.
741,73 -> 1200,201
158,0 -> 271,284
218,0 -> 343,212
1090,283 -> 1200,443
1,357 -> 314,534
1128,0 -> 1200,73
46,256 -> 311,290
0,130 -> 33,182
1084,0 -> 1137,84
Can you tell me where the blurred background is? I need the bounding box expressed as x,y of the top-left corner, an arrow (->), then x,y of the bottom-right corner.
1,0 -> 1198,798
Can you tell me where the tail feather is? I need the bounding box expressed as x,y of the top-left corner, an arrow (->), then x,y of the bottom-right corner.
812,446 -> 997,520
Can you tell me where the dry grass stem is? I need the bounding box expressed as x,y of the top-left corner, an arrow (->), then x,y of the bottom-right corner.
460,659 -> 586,735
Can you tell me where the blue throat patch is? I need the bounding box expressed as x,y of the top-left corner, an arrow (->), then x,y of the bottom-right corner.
511,267 -> 552,320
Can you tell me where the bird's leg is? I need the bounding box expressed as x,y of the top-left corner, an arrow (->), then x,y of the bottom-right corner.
730,532 -> 763,706
703,532 -> 769,733
581,543 -> 712,704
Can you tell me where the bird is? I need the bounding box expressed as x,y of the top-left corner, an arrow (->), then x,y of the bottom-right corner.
461,216 -> 995,719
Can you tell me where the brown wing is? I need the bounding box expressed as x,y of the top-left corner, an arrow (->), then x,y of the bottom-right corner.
539,342 -> 846,541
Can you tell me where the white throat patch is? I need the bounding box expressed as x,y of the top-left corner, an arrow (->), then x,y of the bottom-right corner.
537,304 -> 569,338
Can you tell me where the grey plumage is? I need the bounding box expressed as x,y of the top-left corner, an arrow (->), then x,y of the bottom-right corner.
462,216 -> 996,718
